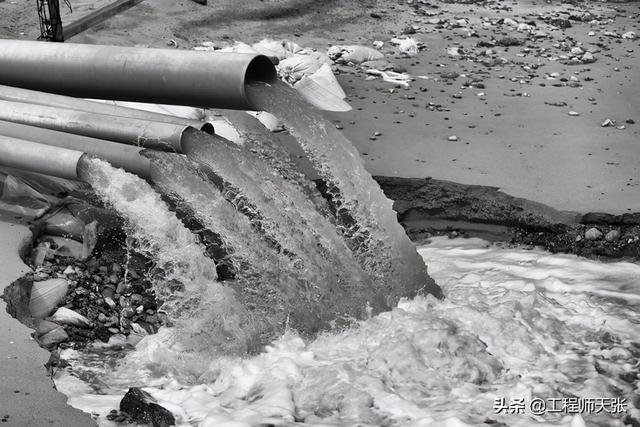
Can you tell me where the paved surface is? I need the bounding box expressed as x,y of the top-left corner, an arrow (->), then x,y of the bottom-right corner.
0,218 -> 94,427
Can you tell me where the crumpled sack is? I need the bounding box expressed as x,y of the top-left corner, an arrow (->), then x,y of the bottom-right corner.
295,63 -> 350,112
251,38 -> 305,60
327,45 -> 385,64
391,37 -> 419,56
366,69 -> 412,88
278,54 -> 326,84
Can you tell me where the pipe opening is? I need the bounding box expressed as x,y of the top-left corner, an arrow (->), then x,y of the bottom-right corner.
200,122 -> 215,135
244,55 -> 278,83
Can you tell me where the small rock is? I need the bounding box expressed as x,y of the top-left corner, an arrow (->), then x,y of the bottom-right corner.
94,326 -> 111,343
605,230 -> 620,242
120,388 -> 175,427
601,119 -> 615,127
622,31 -> 637,40
568,111 -> 580,116
585,228 -> 603,241
581,52 -> 595,64
448,135 -> 458,141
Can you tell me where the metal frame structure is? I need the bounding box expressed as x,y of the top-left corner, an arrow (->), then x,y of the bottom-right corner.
36,0 -> 65,42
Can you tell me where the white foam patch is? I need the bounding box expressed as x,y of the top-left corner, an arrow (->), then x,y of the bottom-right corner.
55,238 -> 640,426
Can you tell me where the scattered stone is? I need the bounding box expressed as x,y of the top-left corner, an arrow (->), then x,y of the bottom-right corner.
601,119 -> 615,127
568,111 -> 580,117
585,228 -> 603,241
548,18 -> 572,29
448,135 -> 458,141
581,52 -> 595,64
495,37 -> 522,47
605,230 -> 620,242
120,388 -> 176,427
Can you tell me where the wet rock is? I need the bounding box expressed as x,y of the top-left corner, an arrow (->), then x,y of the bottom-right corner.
605,230 -> 620,242
94,326 -> 111,343
585,228 -> 603,241
548,18 -> 572,29
495,37 -> 522,47
38,326 -> 69,347
120,387 -> 175,427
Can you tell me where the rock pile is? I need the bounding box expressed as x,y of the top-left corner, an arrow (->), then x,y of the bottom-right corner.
26,249 -> 164,349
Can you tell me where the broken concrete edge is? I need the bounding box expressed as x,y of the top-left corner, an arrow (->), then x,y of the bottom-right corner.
373,176 -> 640,261
0,218 -> 95,426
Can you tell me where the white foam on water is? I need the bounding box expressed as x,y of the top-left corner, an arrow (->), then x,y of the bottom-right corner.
54,237 -> 639,426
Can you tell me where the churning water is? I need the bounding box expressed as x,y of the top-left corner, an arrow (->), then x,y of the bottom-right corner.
246,81 -> 440,301
59,84 -> 638,426
56,237 -> 640,426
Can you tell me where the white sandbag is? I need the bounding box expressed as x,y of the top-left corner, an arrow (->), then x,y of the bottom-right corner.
278,54 -> 325,84
328,45 -> 385,64
49,307 -> 92,328
29,278 -> 69,319
282,40 -> 304,55
391,37 -> 419,56
294,64 -> 351,112
252,39 -> 290,60
218,41 -> 259,55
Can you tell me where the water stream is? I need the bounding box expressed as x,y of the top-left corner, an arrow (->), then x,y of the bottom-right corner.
52,84 -> 639,426
246,81 -> 441,301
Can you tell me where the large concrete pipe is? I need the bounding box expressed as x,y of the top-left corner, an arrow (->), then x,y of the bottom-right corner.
0,84 -> 205,126
0,100 -> 206,152
0,120 -> 151,179
0,136 -> 86,181
0,39 -> 277,110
